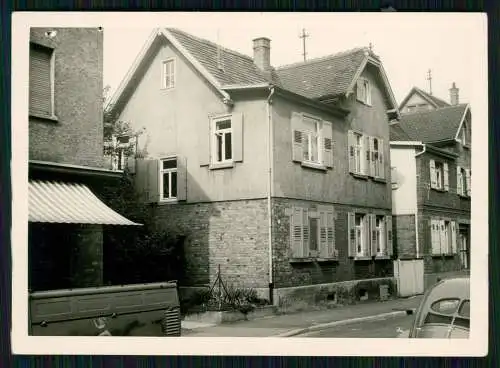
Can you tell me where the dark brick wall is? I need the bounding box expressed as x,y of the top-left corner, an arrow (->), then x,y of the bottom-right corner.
29,28 -> 104,167
271,198 -> 393,289
150,199 -> 269,289
393,214 -> 416,259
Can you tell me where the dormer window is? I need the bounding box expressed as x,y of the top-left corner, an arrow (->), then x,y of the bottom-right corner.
161,58 -> 175,89
460,125 -> 467,146
356,78 -> 372,105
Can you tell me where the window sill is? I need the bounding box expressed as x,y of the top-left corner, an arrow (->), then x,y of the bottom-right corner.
350,172 -> 368,180
431,253 -> 456,258
289,257 -> 315,263
375,254 -> 391,260
289,257 -> 339,263
458,194 -> 471,200
352,256 -> 372,261
29,112 -> 58,123
209,161 -> 234,170
431,187 -> 447,193
316,257 -> 339,263
301,161 -> 327,171
372,177 -> 387,183
158,199 -> 179,205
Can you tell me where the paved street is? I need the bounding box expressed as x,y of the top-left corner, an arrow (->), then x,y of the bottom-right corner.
295,314 -> 414,338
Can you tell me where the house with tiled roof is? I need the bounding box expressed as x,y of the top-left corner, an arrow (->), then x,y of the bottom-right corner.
390,83 -> 471,293
399,85 -> 451,113
109,27 -> 400,306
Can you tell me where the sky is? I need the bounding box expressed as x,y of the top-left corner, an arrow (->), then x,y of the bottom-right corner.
102,13 -> 487,109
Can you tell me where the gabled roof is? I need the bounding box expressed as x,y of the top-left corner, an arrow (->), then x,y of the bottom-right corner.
397,103 -> 470,143
109,28 -> 399,115
389,121 -> 412,141
399,86 -> 450,110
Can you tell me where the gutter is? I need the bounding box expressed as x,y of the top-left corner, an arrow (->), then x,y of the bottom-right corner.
266,85 -> 275,304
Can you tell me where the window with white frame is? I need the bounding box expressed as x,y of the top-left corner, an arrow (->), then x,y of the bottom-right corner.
372,137 -> 382,177
354,132 -> 363,174
374,215 -> 386,254
29,43 -> 54,117
430,159 -> 449,191
456,166 -> 471,197
289,207 -> 336,259
431,218 -> 457,255
161,59 -> 175,89
159,157 -> 177,201
349,212 -> 392,258
356,78 -> 371,105
302,116 -> 321,163
348,131 -> 385,179
355,213 -> 367,256
213,117 -> 232,163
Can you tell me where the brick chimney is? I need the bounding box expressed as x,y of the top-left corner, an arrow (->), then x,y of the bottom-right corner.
449,82 -> 459,105
253,37 -> 271,71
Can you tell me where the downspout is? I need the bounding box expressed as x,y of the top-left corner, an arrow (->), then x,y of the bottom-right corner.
414,144 -> 427,259
266,85 -> 275,304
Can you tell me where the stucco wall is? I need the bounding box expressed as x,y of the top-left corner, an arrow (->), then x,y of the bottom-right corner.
118,39 -> 269,202
390,146 -> 418,214
271,66 -> 392,210
29,28 -> 104,167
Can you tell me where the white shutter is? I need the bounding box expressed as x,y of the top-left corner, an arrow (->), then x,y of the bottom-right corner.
431,220 -> 439,255
386,215 -> 393,257
429,159 -> 437,188
363,215 -> 370,256
291,208 -> 304,258
327,211 -> 336,258
457,166 -> 463,195
348,130 -> 355,173
319,212 -> 328,258
322,121 -> 333,168
379,138 -> 385,179
291,112 -> 304,162
443,162 -> 449,191
451,221 -> 457,254
365,135 -> 372,176
439,220 -> 446,254
348,212 -> 356,257
370,214 -> 377,256
302,209 -> 310,257
466,169 -> 471,196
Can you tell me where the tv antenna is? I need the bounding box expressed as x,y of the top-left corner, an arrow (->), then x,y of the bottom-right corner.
299,28 -> 310,61
426,69 -> 433,95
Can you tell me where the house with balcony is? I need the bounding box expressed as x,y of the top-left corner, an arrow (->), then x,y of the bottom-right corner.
390,83 -> 471,291
28,27 -> 139,293
109,28 -> 400,305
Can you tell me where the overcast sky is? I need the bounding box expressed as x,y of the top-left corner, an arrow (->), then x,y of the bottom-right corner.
102,13 -> 486,109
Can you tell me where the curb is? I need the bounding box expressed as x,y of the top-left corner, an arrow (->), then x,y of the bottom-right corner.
276,309 -> 416,337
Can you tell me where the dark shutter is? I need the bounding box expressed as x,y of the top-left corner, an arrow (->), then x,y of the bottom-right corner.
30,44 -> 52,116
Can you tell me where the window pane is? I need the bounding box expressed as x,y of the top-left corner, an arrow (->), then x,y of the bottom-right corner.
171,171 -> 177,198
217,120 -> 231,130
217,134 -> 223,162
162,173 -> 170,199
303,134 -> 310,160
309,218 -> 318,250
163,159 -> 177,169
225,132 -> 232,160
311,136 -> 318,162
430,299 -> 460,315
458,300 -> 470,318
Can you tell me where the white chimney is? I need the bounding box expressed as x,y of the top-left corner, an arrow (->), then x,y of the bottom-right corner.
253,37 -> 271,71
449,82 -> 459,105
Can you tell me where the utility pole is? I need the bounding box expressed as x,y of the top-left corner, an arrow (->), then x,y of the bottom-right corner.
426,69 -> 433,95
299,28 -> 310,61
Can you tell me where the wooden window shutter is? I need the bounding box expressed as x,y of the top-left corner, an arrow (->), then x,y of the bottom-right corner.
30,44 -> 52,116
370,214 -> 377,256
348,130 -> 355,173
232,112 -> 244,162
348,212 -> 356,257
365,135 -> 372,176
456,166 -> 463,195
379,138 -> 385,179
429,159 -> 437,188
291,208 -> 304,258
291,112 -> 304,162
451,221 -> 457,254
466,169 -> 471,196
146,159 -> 160,203
368,136 -> 376,177
319,211 -> 328,258
177,155 -> 187,201
386,215 -> 393,257
134,159 -> 151,202
327,211 -> 336,258
322,121 -> 333,168
439,220 -> 446,254
443,162 -> 449,191
302,209 -> 310,257
199,117 -> 210,166
431,219 -> 441,255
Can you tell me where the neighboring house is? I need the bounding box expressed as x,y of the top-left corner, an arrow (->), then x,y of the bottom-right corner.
109,28 -> 399,305
28,28 -> 138,292
390,83 -> 471,291
398,85 -> 451,114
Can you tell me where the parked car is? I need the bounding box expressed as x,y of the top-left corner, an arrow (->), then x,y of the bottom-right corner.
407,276 -> 470,338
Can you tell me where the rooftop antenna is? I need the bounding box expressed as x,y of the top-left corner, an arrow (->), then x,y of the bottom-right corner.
426,69 -> 433,95
369,42 -> 373,52
299,28 -> 310,61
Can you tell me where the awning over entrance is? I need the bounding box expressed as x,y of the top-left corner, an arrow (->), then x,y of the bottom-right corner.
29,180 -> 141,225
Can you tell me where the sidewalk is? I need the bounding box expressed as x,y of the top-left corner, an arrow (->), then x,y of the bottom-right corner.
181,295 -> 423,337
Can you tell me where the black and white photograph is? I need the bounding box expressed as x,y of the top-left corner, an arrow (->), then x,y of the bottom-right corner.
11,12 -> 488,356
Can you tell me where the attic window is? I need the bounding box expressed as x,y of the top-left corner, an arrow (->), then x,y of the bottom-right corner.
161,59 -> 175,89
356,78 -> 371,105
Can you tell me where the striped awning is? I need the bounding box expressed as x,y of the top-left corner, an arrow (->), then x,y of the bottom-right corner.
29,180 -> 141,225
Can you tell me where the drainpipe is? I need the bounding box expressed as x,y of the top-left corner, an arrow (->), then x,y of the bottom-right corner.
414,144 -> 426,259
266,85 -> 275,304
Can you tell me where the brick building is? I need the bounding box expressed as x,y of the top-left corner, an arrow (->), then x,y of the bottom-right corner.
109,28 -> 399,305
28,28 -> 138,292
390,84 -> 471,290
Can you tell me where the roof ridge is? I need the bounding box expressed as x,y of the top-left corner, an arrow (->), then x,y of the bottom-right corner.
400,103 -> 468,116
276,46 -> 369,70
413,86 -> 450,105
165,27 -> 255,62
